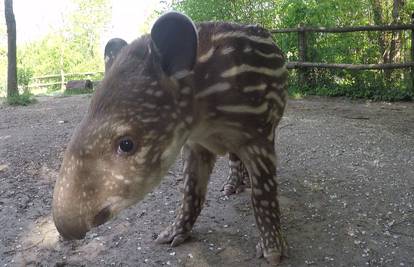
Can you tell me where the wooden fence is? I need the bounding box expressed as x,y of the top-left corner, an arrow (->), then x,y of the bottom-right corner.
27,14 -> 414,92
271,13 -> 414,88
28,71 -> 103,91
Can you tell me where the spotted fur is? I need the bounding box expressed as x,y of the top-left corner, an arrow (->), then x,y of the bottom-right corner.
52,12 -> 288,266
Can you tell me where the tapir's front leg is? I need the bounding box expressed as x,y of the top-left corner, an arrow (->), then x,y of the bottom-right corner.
239,141 -> 288,265
156,143 -> 216,246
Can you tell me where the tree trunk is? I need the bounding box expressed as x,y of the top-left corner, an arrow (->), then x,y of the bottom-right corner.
370,0 -> 388,64
4,0 -> 18,97
370,0 -> 394,82
390,0 -> 404,63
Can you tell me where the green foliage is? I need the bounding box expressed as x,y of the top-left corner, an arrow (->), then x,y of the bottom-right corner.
171,0 -> 414,101
5,92 -> 37,106
17,66 -> 34,89
0,46 -> 7,97
172,0 -> 277,26
13,0 -> 111,95
288,69 -> 413,101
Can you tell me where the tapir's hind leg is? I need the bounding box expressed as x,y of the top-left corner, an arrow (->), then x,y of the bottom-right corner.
156,143 -> 215,246
221,153 -> 250,196
238,140 -> 288,265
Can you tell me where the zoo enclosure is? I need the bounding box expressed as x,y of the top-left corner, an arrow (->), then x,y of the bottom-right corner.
26,15 -> 414,93
28,71 -> 103,92
272,13 -> 414,89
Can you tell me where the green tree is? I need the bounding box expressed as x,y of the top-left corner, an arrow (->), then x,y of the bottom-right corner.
16,0 -> 111,93
171,0 -> 414,100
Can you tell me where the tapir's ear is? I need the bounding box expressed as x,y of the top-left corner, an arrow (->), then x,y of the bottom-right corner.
150,12 -> 198,76
104,38 -> 128,74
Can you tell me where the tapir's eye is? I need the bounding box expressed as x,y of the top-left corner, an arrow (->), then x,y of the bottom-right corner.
117,137 -> 135,155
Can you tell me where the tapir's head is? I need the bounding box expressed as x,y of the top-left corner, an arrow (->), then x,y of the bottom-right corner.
52,12 -> 198,240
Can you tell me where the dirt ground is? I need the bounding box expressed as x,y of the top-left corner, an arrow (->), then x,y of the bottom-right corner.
0,95 -> 413,267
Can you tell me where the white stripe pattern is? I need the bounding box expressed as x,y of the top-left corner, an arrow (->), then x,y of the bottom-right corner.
221,46 -> 235,55
172,70 -> 192,80
221,64 -> 287,78
195,82 -> 232,98
257,157 -> 270,174
212,31 -> 274,46
217,102 -> 268,114
265,92 -> 284,107
198,47 -> 215,63
243,83 -> 267,92
271,82 -> 288,90
244,46 -> 252,53
254,49 -> 283,59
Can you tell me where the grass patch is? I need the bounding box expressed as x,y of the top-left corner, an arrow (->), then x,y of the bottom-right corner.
6,93 -> 37,106
286,69 -> 414,102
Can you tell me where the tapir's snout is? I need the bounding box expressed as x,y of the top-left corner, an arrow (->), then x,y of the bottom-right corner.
53,206 -> 113,240
52,156 -> 96,240
53,212 -> 88,240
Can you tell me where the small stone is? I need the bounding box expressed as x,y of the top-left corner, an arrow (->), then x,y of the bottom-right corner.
0,164 -> 8,172
324,256 -> 334,262
169,252 -> 176,256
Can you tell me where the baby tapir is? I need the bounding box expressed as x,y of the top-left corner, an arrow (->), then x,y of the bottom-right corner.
52,12 -> 288,265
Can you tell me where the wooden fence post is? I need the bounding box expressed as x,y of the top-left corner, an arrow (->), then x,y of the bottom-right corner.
411,13 -> 414,91
60,69 -> 65,91
298,23 -> 308,87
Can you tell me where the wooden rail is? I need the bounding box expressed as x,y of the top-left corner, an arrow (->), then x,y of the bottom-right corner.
28,71 -> 103,89
271,24 -> 414,33
30,71 -> 104,80
273,13 -> 414,89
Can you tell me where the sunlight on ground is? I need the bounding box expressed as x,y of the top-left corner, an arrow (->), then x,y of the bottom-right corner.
11,216 -> 59,265
22,216 -> 59,249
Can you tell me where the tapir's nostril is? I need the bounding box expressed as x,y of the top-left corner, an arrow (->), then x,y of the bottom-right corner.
93,206 -> 112,227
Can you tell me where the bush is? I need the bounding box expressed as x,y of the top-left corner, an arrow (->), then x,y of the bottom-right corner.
6,93 -> 37,106
288,69 -> 414,102
17,66 -> 34,90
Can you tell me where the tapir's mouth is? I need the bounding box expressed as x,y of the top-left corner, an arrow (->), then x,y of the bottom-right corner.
91,197 -> 137,228
93,205 -> 112,227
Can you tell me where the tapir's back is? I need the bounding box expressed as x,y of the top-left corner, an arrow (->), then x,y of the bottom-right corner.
188,22 -> 288,144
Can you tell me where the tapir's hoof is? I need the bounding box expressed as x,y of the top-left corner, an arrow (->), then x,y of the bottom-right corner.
221,182 -> 245,196
221,183 -> 236,196
155,225 -> 191,247
256,240 -> 287,266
